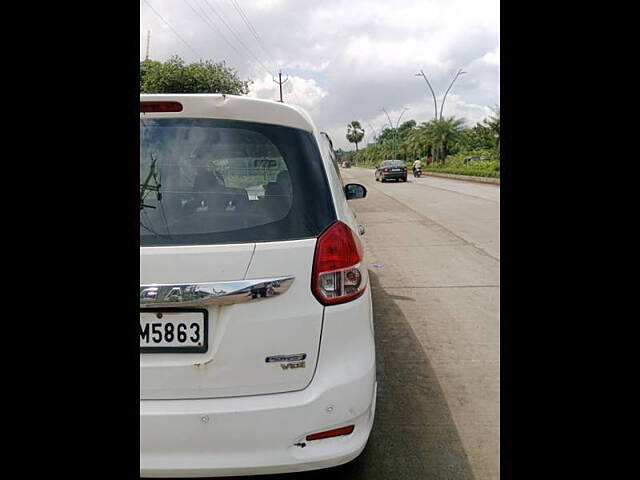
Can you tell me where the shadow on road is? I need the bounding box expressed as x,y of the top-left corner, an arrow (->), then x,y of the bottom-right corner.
166,271 -> 475,480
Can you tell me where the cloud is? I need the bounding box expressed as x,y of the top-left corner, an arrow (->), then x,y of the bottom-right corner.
248,73 -> 328,112
141,0 -> 499,149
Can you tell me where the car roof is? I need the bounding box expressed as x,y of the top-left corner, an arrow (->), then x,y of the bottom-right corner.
140,94 -> 316,133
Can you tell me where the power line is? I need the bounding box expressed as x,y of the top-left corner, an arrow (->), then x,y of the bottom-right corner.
228,0 -> 278,70
203,0 -> 273,75
201,0 -> 273,76
225,0 -> 299,105
183,0 -> 248,65
142,0 -> 201,59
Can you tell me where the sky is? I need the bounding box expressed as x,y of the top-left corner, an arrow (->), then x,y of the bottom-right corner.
140,0 -> 499,150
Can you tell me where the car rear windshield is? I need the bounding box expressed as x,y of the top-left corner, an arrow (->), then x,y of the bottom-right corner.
140,118 -> 336,247
382,160 -> 405,167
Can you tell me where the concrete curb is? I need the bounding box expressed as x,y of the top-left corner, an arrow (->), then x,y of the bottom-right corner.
421,171 -> 500,185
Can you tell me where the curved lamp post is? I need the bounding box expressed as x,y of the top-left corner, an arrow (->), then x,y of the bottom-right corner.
367,123 -> 379,143
439,69 -> 467,120
415,68 -> 467,120
415,70 -> 438,120
382,106 -> 410,160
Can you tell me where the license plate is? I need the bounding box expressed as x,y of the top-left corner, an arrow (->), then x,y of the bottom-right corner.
392,168 -> 401,171
140,309 -> 208,353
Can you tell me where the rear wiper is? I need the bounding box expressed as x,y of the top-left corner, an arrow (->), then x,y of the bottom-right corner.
140,153 -> 172,238
140,154 -> 161,210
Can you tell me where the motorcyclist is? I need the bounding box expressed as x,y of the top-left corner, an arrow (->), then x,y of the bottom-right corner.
412,157 -> 422,175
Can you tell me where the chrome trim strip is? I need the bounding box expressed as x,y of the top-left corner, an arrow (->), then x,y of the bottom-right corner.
140,276 -> 295,308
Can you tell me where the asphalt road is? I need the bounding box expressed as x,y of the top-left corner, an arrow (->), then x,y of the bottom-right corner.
225,167 -> 499,480
343,167 -> 500,480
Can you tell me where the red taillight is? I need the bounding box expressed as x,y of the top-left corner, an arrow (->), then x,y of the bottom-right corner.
140,101 -> 183,113
312,221 -> 367,306
383,168 -> 389,172
306,425 -> 355,441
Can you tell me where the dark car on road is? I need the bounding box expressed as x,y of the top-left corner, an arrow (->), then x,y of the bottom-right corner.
375,160 -> 407,182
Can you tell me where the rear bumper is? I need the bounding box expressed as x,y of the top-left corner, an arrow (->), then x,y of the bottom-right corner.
382,172 -> 406,179
141,291 -> 376,478
141,378 -> 376,477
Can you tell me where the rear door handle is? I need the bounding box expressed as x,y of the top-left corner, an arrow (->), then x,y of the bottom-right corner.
140,276 -> 294,308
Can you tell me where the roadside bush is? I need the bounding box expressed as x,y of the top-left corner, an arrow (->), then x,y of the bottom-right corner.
419,150 -> 500,178
424,167 -> 500,178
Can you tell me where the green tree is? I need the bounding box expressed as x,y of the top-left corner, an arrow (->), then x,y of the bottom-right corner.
405,122 -> 434,159
373,127 -> 388,147
140,55 -> 250,95
376,126 -> 395,146
397,120 -> 416,138
346,121 -> 365,152
483,105 -> 500,154
140,59 -> 160,91
458,124 -> 494,151
427,117 -> 466,163
396,120 -> 417,161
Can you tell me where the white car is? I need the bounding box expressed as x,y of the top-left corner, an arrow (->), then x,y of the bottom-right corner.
140,94 -> 377,477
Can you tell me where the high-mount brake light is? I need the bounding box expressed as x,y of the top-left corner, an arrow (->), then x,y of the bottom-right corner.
311,221 -> 367,306
306,425 -> 355,441
140,101 -> 183,113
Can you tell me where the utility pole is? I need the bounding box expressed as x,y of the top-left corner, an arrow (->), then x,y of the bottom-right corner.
272,70 -> 288,102
145,30 -> 151,60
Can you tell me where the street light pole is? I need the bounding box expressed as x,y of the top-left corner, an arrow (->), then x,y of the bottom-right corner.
415,68 -> 467,120
382,107 -> 410,160
439,68 -> 466,120
382,108 -> 394,156
367,123 -> 379,143
394,107 -> 410,160
415,67 -> 467,163
415,70 -> 438,120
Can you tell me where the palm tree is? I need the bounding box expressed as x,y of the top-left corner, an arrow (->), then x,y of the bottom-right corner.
346,121 -> 365,152
427,117 -> 466,163
407,123 -> 433,160
483,105 -> 500,154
